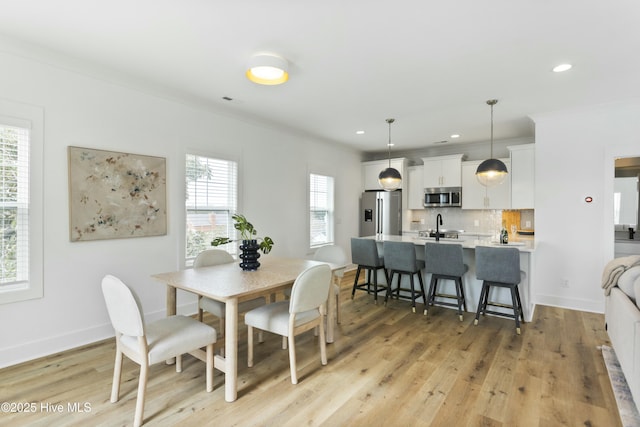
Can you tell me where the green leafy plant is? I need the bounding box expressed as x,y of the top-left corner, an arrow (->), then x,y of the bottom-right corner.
211,213 -> 274,254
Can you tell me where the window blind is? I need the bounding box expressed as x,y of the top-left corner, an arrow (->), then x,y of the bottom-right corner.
185,154 -> 238,261
0,125 -> 29,286
310,173 -> 334,247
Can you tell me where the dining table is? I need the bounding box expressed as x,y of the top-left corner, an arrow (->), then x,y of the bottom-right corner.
151,256 -> 343,402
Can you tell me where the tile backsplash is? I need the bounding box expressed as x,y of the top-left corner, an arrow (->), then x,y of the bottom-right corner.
406,208 -> 534,236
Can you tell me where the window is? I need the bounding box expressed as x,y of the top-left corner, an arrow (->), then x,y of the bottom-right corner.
0,100 -> 43,305
309,173 -> 334,248
185,154 -> 238,264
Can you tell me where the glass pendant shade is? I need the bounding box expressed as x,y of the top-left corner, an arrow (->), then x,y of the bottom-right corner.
378,167 -> 402,191
476,158 -> 508,186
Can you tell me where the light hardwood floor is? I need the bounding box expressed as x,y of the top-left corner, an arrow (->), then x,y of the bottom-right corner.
1,271 -> 621,426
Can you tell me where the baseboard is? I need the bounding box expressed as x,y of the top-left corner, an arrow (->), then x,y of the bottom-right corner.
534,293 -> 604,314
0,301 -> 198,369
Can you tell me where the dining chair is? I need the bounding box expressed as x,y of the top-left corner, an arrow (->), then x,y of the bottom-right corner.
245,264 -> 332,384
196,249 -> 266,332
101,275 -> 217,427
314,244 -> 347,323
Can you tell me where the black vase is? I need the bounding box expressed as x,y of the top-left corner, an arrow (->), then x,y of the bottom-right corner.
239,239 -> 261,271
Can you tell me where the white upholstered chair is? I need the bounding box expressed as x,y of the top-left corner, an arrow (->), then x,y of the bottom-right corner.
196,249 -> 266,331
101,275 -> 217,427
313,244 -> 347,324
245,264 -> 332,384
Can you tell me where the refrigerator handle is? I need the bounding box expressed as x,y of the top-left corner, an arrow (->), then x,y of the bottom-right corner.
378,198 -> 383,234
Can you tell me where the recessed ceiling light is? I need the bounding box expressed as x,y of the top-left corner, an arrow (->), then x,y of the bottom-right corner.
553,63 -> 572,73
246,54 -> 289,85
451,134 -> 460,139
356,130 -> 365,135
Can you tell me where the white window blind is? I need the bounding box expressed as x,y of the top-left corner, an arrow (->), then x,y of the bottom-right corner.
185,154 -> 238,262
0,124 -> 30,286
310,173 -> 334,248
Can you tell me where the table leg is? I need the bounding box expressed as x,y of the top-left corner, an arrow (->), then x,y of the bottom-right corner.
166,285 -> 177,316
224,298 -> 238,402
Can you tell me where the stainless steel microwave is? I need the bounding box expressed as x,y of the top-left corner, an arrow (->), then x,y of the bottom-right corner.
424,187 -> 462,207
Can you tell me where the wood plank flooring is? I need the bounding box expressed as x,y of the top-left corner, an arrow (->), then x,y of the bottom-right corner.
0,271 -> 621,426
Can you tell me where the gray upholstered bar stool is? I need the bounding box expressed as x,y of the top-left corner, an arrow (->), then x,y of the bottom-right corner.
350,237 -> 388,304
474,246 -> 525,334
424,242 -> 468,321
383,241 -> 426,313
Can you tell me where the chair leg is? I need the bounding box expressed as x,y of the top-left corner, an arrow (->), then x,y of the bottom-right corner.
110,349 -> 123,403
282,336 -> 288,349
176,354 -> 182,372
319,317 -> 327,366
335,287 -> 341,324
514,284 -> 525,322
206,343 -> 214,392
288,334 -> 298,384
247,325 -> 254,368
373,268 -> 379,304
384,271 -> 394,305
134,362 -> 149,427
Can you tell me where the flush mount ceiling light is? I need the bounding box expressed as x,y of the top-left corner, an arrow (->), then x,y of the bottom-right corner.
476,99 -> 508,187
553,63 -> 572,73
246,54 -> 289,85
378,118 -> 402,191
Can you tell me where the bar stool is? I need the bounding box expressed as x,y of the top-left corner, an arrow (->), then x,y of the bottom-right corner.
350,238 -> 388,304
424,242 -> 468,321
474,246 -> 525,334
383,241 -> 426,313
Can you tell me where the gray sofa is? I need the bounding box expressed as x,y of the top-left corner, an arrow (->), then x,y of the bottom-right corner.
605,265 -> 640,407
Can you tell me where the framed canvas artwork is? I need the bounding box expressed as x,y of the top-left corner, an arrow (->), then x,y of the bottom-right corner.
68,146 -> 167,241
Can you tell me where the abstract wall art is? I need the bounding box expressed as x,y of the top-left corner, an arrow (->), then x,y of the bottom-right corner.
68,146 -> 167,241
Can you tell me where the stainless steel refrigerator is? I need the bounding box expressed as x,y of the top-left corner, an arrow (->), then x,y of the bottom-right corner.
359,190 -> 402,236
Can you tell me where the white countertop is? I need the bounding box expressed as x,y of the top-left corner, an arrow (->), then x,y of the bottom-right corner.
364,234 -> 536,253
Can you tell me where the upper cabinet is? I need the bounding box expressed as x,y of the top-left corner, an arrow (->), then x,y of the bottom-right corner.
362,158 -> 406,191
461,159 -> 511,209
421,154 -> 464,188
407,165 -> 424,209
508,144 -> 535,209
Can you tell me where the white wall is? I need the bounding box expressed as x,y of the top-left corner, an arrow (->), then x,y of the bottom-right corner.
532,99 -> 640,313
0,48 -> 362,368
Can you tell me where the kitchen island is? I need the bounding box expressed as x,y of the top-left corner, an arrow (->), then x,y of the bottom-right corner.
361,234 -> 536,322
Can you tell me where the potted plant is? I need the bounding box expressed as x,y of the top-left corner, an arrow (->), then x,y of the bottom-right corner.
211,214 -> 274,270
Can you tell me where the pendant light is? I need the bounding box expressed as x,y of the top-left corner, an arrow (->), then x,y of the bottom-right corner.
378,118 -> 402,191
476,99 -> 508,186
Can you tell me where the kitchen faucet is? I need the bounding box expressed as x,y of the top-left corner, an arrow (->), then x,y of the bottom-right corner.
436,213 -> 443,242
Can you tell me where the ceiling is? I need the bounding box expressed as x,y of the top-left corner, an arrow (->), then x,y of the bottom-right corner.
1,0 -> 639,153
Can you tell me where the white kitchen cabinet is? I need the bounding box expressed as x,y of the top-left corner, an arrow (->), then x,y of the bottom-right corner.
421,155 -> 464,188
362,158 -> 406,191
461,159 -> 511,209
508,144 -> 535,209
407,165 -> 424,209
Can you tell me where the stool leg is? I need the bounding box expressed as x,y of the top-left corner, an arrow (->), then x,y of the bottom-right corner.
459,277 -> 468,312
454,277 -> 463,321
351,266 -> 362,299
373,268 -> 379,304
474,282 -> 489,325
514,284 -> 525,323
417,272 -> 426,315
510,285 -> 521,335
425,276 -> 437,316
409,273 -> 416,313
384,270 -> 393,305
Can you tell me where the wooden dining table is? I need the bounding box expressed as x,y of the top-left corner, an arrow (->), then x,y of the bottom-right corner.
151,256 -> 342,402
